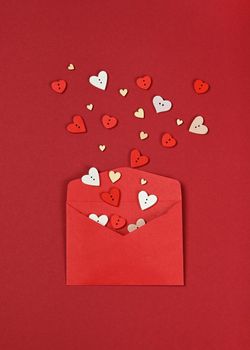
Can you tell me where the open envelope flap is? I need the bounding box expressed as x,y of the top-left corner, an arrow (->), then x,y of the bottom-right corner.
67,167 -> 182,234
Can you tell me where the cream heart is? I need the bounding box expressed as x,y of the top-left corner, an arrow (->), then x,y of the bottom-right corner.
67,63 -> 75,70
139,131 -> 148,140
140,178 -> 147,185
176,118 -> 184,126
153,96 -> 172,113
138,190 -> 158,210
134,108 -> 144,119
88,214 -> 108,226
89,70 -> 108,90
86,103 -> 94,111
99,144 -> 106,151
109,170 -> 121,183
189,116 -> 209,135
81,167 -> 100,186
119,88 -> 128,97
127,218 -> 146,232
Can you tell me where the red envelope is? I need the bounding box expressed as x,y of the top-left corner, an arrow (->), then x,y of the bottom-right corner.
66,167 -> 183,285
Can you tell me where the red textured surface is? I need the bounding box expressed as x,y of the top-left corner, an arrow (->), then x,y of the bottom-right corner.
0,1 -> 250,349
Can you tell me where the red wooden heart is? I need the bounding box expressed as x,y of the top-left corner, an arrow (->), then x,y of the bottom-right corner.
136,75 -> 152,90
66,115 -> 87,133
101,115 -> 118,129
100,187 -> 121,207
193,79 -> 209,94
161,133 -> 177,148
50,80 -> 67,93
130,149 -> 150,168
110,214 -> 126,229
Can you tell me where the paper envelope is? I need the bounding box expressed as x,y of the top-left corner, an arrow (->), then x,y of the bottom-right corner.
66,167 -> 184,285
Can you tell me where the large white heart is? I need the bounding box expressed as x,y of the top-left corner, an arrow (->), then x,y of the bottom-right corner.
81,167 -> 100,186
153,96 -> 172,113
89,70 -> 108,90
189,116 -> 209,135
138,191 -> 158,210
127,218 -> 146,232
88,214 -> 108,226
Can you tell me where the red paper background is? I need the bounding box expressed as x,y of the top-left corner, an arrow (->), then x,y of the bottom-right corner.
1,1 -> 249,349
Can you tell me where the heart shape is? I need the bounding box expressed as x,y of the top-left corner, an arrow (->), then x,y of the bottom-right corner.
67,63 -> 75,70
99,145 -> 106,151
130,149 -> 149,168
81,167 -> 100,186
127,218 -> 146,232
140,178 -> 147,185
136,75 -> 152,90
88,214 -> 108,226
153,96 -> 172,113
89,70 -> 108,90
193,79 -> 209,94
102,115 -> 118,129
109,170 -> 121,183
134,108 -> 144,119
119,88 -> 128,97
189,116 -> 209,135
139,131 -> 148,140
50,80 -> 67,94
161,133 -> 177,148
138,191 -> 158,210
110,214 -> 126,229
86,103 -> 94,111
100,187 -> 121,207
66,115 -> 87,133
176,118 -> 184,126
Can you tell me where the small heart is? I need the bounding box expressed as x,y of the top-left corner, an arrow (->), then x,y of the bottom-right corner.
153,96 -> 172,113
66,115 -> 87,133
161,133 -> 177,148
50,80 -> 67,94
89,70 -> 108,90
88,214 -> 108,226
127,218 -> 146,232
100,187 -> 121,207
81,167 -> 100,186
119,88 -> 128,97
138,191 -> 158,210
67,63 -> 75,71
176,118 -> 184,126
102,115 -> 118,129
109,170 -> 121,183
189,116 -> 209,135
139,131 -> 148,140
134,108 -> 144,119
130,149 -> 150,168
193,79 -> 210,94
99,145 -> 106,151
140,178 -> 147,185
86,103 -> 94,111
110,214 -> 126,229
136,75 -> 152,90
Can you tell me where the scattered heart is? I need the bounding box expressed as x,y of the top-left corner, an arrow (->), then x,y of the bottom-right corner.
119,88 -> 128,97
50,80 -> 67,94
99,144 -> 106,152
140,178 -> 147,185
161,133 -> 177,148
66,115 -> 87,134
88,214 -> 108,226
110,214 -> 126,229
136,75 -> 152,90
109,170 -> 121,183
139,131 -> 148,140
102,115 -> 118,129
86,103 -> 94,111
67,63 -> 75,71
89,70 -> 108,90
134,108 -> 144,119
127,218 -> 146,232
130,149 -> 150,168
100,187 -> 121,207
193,79 -> 210,94
81,167 -> 100,186
189,116 -> 209,135
153,96 -> 172,113
176,118 -> 184,126
138,191 -> 158,210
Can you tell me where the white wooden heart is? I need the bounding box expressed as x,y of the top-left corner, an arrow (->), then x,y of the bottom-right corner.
189,116 -> 208,135
81,167 -> 100,186
138,190 -> 158,210
88,214 -> 108,226
89,70 -> 108,90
